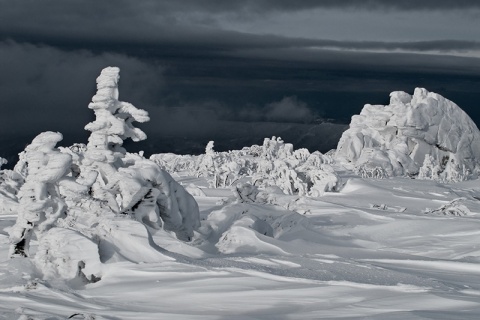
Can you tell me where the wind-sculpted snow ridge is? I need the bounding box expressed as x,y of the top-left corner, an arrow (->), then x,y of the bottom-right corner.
335,88 -> 480,181
151,136 -> 340,196
5,67 -> 200,283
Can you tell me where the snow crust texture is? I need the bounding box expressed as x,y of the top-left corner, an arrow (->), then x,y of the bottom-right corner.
336,88 -> 480,181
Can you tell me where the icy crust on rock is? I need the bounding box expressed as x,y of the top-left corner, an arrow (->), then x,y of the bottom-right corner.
335,88 -> 480,181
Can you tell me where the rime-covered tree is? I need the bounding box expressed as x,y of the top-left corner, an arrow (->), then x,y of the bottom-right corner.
83,67 -> 150,210
9,132 -> 72,257
84,66 -> 149,166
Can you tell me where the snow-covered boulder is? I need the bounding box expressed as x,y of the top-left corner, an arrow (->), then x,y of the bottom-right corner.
335,88 -> 480,181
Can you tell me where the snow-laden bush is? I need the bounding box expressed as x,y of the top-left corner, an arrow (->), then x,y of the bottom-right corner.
336,88 -> 480,181
7,67 -> 200,282
424,198 -> 470,216
251,137 -> 340,196
418,154 -> 470,183
152,136 -> 340,196
9,132 -> 72,258
0,158 -> 23,214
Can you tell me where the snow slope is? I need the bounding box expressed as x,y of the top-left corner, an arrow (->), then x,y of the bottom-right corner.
1,171 -> 480,319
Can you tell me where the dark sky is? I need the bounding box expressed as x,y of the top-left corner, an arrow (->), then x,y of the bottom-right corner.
1,0 -> 480,166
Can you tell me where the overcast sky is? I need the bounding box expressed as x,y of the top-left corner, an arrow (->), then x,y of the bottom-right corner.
1,0 -> 480,164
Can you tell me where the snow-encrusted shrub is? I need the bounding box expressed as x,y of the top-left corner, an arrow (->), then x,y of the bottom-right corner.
424,198 -> 470,216
9,132 -> 72,258
252,137 -> 340,196
418,154 -> 470,183
152,136 -> 340,197
336,88 -> 480,181
150,153 -> 198,173
195,141 -> 253,188
0,158 -> 23,214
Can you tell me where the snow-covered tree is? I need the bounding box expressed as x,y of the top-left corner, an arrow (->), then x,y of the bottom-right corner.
84,66 -> 149,166
9,132 -> 72,257
7,67 -> 201,282
83,66 -> 150,211
0,158 -> 23,215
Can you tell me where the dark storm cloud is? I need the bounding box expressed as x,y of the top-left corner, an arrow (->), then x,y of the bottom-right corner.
156,0 -> 480,13
4,0 -> 477,18
1,0 -> 479,59
0,41 -> 163,163
1,0 -> 480,165
0,41 -> 163,131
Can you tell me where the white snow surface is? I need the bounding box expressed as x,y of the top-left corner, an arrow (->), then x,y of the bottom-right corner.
2,160 -> 480,318
336,88 -> 480,181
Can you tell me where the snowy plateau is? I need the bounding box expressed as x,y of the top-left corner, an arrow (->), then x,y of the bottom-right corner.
1,67 -> 480,319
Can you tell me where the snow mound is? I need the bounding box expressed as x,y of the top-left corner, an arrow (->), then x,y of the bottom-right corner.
34,228 -> 102,283
335,88 -> 480,181
119,154 -> 200,241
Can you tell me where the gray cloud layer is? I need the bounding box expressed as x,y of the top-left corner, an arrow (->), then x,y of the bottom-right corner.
1,0 -> 479,165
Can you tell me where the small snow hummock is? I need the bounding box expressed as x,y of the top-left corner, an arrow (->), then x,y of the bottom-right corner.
335,88 -> 480,182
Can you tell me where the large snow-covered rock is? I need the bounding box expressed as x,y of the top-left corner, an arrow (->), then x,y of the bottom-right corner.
335,88 -> 480,181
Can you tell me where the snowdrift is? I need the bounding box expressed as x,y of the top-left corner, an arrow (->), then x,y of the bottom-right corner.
336,88 -> 480,181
